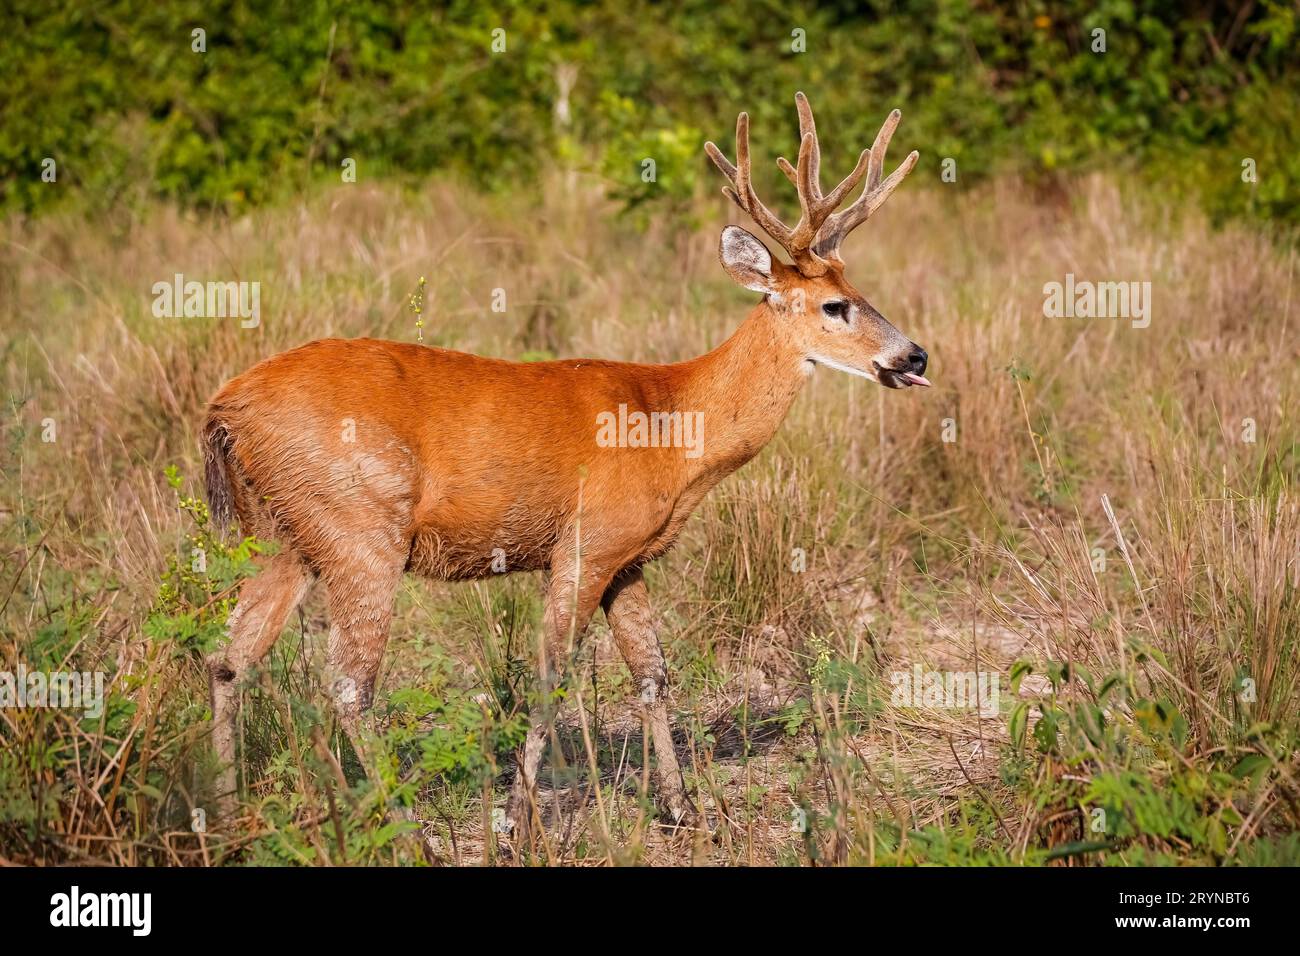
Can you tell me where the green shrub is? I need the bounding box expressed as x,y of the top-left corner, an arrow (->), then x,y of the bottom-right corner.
3,1 -> 1296,225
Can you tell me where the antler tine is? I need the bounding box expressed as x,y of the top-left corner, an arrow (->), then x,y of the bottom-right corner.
797,91 -> 820,193
777,91 -> 821,195
812,109 -> 918,260
733,112 -> 753,206
790,133 -> 820,241
866,108 -> 901,191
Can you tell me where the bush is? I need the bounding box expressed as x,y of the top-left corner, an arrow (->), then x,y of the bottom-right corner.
2,1 -> 1296,224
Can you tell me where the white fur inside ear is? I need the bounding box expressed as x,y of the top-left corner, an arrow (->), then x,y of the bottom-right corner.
719,226 -> 774,293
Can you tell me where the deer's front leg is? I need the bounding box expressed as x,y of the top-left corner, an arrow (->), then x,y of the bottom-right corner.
602,568 -> 699,829
504,555 -> 609,850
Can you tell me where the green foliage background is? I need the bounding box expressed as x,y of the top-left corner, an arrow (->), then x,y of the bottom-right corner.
2,1 -> 1297,223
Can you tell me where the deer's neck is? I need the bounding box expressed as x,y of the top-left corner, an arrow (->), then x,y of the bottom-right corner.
675,303 -> 809,483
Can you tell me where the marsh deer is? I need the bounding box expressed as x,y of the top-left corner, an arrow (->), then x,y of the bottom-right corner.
202,92 -> 928,843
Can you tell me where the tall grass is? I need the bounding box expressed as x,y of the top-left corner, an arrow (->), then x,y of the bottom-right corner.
1,169 -> 1296,864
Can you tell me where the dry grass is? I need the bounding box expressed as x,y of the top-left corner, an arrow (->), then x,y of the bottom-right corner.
1,169 -> 1297,865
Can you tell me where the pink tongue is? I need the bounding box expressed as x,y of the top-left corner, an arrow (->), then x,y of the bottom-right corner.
901,372 -> 931,387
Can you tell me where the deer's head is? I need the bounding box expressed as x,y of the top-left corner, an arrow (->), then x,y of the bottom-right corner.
706,93 -> 930,389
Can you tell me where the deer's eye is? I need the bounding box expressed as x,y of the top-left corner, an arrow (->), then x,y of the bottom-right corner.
822,300 -> 850,321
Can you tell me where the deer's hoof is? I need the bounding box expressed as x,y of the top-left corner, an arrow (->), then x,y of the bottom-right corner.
657,794 -> 712,838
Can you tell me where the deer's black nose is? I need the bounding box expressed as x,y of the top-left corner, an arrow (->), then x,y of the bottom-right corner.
907,346 -> 928,376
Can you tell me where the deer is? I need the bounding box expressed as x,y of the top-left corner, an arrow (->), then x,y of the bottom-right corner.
201,92 -> 928,848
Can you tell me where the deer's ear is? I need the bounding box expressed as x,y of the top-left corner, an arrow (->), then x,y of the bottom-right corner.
719,225 -> 776,294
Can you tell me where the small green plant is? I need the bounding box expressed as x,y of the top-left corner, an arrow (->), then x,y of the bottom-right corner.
143,465 -> 264,656
1004,657 -> 1284,864
408,275 -> 427,343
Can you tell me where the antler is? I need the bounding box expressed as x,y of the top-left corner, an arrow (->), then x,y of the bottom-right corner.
705,92 -> 917,276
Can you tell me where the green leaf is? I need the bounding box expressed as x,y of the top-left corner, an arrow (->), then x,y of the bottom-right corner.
1009,701 -> 1030,751
1230,754 -> 1270,782
1097,673 -> 1124,700
1009,658 -> 1034,696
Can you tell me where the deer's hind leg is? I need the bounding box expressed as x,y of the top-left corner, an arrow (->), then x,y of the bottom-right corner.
319,546 -> 445,862
208,549 -> 314,814
319,545 -> 407,769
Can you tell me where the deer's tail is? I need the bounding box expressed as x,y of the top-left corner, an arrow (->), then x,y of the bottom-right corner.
202,412 -> 236,532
